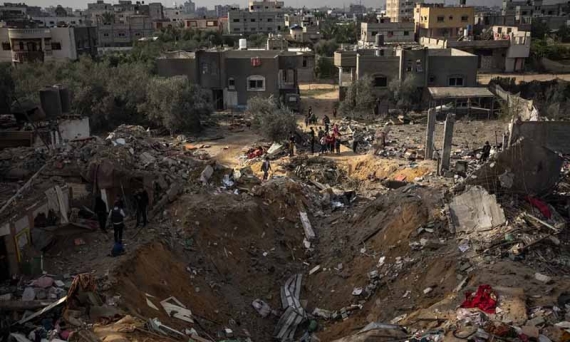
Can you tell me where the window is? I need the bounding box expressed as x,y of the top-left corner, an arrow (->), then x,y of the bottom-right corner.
104,33 -> 110,37
201,63 -> 209,74
429,75 -> 436,83
448,76 -> 464,86
371,31 -> 378,36
251,27 -> 256,31
461,15 -> 469,22
228,77 -> 235,89
247,75 -> 265,91
233,18 -> 240,22
437,16 -> 444,22
207,21 -> 216,26
449,15 -> 453,20
19,42 -> 24,51
267,18 -> 273,22
507,27 -> 512,33
497,27 -> 502,33
387,30 -> 394,37
1,42 -> 10,50
251,18 -> 256,22
234,28 -> 241,32
302,56 -> 308,67
374,76 -> 388,87
51,42 -> 62,50
404,30 -> 410,36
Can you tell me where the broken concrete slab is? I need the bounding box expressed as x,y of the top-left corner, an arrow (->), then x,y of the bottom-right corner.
160,297 -> 194,323
467,138 -> 563,196
449,186 -> 506,234
299,211 -> 316,240
200,165 -> 214,184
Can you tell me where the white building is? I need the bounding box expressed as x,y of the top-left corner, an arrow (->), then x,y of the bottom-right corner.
0,26 -> 97,64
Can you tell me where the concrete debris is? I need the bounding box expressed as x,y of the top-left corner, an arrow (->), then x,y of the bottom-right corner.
252,299 -> 272,317
449,186 -> 507,234
468,138 -> 563,196
535,273 -> 553,284
300,211 -> 316,240
276,274 -> 306,341
160,296 -> 194,323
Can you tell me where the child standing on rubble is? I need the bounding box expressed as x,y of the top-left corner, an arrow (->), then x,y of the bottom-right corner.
261,157 -> 272,180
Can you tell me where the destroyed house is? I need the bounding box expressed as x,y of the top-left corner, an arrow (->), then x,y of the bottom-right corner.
157,49 -> 303,110
334,47 -> 478,101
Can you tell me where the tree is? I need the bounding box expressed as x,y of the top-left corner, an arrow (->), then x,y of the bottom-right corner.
314,56 -> 336,80
339,75 -> 376,117
143,76 -> 212,134
101,12 -> 114,25
388,74 -> 418,113
556,24 -> 570,43
314,39 -> 339,57
0,63 -> 15,113
249,96 -> 297,141
531,20 -> 550,39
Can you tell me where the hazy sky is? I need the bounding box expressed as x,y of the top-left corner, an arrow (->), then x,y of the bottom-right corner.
7,0 -> 503,10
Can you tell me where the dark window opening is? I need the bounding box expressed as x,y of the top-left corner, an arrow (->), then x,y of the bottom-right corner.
374,76 -> 387,87
51,42 -> 62,50
1,42 -> 10,50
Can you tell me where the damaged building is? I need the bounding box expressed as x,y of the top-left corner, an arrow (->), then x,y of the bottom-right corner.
157,49 -> 309,110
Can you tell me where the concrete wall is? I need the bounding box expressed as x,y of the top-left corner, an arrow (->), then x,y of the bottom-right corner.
156,58 -> 197,81
400,48 -> 429,87
58,117 -> 90,142
540,57 -> 570,73
51,27 -> 77,61
196,51 -> 223,89
0,28 -> 11,63
360,22 -> 415,44
356,53 -> 400,96
428,52 -> 478,87
225,56 -> 280,106
417,6 -> 475,29
511,121 -> 570,154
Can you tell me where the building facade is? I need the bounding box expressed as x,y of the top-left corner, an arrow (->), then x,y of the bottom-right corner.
360,21 -> 416,46
32,16 -> 88,27
248,0 -> 284,12
387,0 -> 424,22
97,16 -> 153,48
414,4 -> 475,38
0,26 -> 97,64
228,10 -> 285,34
157,49 -> 305,109
334,47 -> 478,99
184,18 -> 224,32
420,25 -> 530,72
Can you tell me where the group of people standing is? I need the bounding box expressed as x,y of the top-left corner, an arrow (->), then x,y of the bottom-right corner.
306,112 -> 342,155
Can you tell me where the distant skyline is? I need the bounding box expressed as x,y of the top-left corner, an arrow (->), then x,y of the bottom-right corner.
5,0 -> 504,10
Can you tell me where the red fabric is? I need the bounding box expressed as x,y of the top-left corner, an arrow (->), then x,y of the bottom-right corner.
460,284 -> 498,314
525,196 -> 552,219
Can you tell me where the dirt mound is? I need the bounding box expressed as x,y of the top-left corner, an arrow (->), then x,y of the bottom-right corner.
111,179 -> 323,341
347,155 -> 433,182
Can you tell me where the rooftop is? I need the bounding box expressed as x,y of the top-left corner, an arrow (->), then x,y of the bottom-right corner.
428,87 -> 495,99
428,48 -> 475,56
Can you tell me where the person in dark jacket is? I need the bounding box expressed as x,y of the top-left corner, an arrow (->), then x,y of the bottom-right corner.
135,189 -> 149,228
94,196 -> 107,233
107,200 -> 126,243
480,141 -> 491,162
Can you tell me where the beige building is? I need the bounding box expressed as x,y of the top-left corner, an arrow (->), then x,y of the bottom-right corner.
387,0 -> 424,22
0,26 -> 97,64
360,21 -> 416,46
248,0 -> 284,12
414,4 -> 475,38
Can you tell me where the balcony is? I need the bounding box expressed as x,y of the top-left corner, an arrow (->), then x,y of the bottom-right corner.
8,28 -> 51,39
12,51 -> 45,63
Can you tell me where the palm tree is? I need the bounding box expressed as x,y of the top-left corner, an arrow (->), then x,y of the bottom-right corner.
101,12 -> 115,25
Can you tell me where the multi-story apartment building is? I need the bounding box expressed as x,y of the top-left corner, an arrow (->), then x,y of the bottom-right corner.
86,0 -> 162,48
157,49 -> 305,109
183,0 -> 196,14
228,2 -> 286,35
184,18 -> 224,32
216,5 -> 239,18
359,20 -> 416,46
421,25 -> 530,72
414,3 -> 475,38
164,7 -> 194,24
386,0 -> 424,22
0,26 -> 97,64
97,15 -> 153,48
